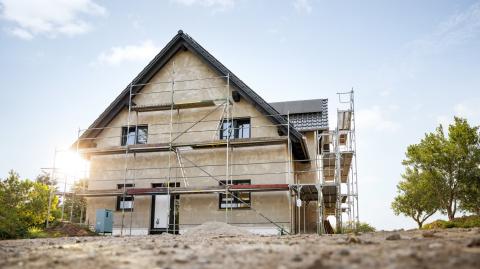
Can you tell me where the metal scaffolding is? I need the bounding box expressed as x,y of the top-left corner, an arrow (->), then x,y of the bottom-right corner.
288,90 -> 358,234
316,90 -> 359,233
75,61 -> 296,235
46,61 -> 359,236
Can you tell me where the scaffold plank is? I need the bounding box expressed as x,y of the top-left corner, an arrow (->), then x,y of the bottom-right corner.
76,184 -> 290,197
79,137 -> 289,156
132,100 -> 218,112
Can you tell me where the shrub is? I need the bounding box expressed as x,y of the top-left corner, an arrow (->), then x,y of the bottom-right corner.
423,215 -> 480,229
342,221 -> 376,233
26,227 -> 48,239
422,220 -> 448,229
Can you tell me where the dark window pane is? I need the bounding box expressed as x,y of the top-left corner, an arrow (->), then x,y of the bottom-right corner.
121,126 -> 148,146
117,184 -> 134,211
218,180 -> 251,209
127,129 -> 136,145
137,127 -> 148,144
117,184 -> 134,189
220,120 -> 233,139
238,121 -> 250,139
121,127 -> 128,146
219,119 -> 250,140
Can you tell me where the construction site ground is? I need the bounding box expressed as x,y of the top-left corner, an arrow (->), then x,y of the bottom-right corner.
1,224 -> 479,269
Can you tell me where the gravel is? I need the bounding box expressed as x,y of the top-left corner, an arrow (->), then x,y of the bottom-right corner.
182,221 -> 252,236
0,228 -> 479,269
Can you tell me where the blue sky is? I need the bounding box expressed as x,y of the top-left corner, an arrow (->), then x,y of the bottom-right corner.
1,0 -> 480,230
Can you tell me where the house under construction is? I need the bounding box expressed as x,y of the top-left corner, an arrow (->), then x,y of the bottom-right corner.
65,30 -> 358,235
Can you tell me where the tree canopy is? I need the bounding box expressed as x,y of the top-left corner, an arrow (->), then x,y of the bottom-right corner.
392,168 -> 439,228
393,117 -> 480,226
0,170 -> 60,239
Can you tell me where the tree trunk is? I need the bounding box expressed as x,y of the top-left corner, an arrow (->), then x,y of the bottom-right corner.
446,194 -> 456,221
414,215 -> 424,229
446,206 -> 455,220
452,199 -> 457,219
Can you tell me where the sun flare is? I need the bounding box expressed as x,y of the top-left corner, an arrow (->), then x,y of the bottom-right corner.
55,150 -> 89,180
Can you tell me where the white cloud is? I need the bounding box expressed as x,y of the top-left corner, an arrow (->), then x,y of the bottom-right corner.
436,115 -> 451,127
0,0 -> 106,40
379,90 -> 391,97
407,2 -> 480,56
373,2 -> 480,92
171,0 -> 235,11
453,103 -> 476,118
356,106 -> 400,132
96,40 -> 160,66
9,26 -> 33,40
293,0 -> 312,14
436,101 -> 480,127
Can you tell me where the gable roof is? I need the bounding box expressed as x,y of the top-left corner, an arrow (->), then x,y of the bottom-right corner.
269,99 -> 329,131
78,30 -> 309,160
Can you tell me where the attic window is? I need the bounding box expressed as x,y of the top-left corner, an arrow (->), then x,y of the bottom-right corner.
121,125 -> 148,146
220,118 -> 250,139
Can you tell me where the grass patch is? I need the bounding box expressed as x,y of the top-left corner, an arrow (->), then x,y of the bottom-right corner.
342,222 -> 376,233
423,215 -> 480,230
26,227 -> 49,239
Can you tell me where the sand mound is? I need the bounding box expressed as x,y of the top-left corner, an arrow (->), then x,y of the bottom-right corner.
46,222 -> 96,237
183,222 -> 251,236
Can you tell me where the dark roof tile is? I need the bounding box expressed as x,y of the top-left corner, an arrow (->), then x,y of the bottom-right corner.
270,99 -> 328,131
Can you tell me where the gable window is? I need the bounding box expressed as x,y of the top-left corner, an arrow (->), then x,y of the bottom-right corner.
121,125 -> 148,146
219,179 -> 251,209
219,118 -> 250,139
117,184 -> 135,211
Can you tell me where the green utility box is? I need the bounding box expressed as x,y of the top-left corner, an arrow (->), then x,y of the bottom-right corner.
95,209 -> 113,234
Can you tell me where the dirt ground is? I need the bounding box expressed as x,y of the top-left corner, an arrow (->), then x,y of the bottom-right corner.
1,226 -> 480,269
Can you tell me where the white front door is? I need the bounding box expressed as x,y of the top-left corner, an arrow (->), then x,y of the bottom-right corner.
153,195 -> 170,229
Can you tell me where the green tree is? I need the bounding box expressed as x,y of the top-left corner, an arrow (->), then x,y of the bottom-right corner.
0,170 -> 30,238
35,171 -> 57,186
392,168 -> 439,228
0,170 -> 59,239
22,181 -> 59,226
402,117 -> 480,220
459,175 -> 480,215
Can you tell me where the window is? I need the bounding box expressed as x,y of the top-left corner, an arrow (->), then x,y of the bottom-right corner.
219,118 -> 250,139
117,184 -> 135,211
219,180 -> 251,209
121,125 -> 148,146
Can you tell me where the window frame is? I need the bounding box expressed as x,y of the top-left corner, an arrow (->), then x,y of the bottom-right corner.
218,179 -> 251,209
219,118 -> 251,140
116,184 -> 135,211
121,125 -> 148,146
